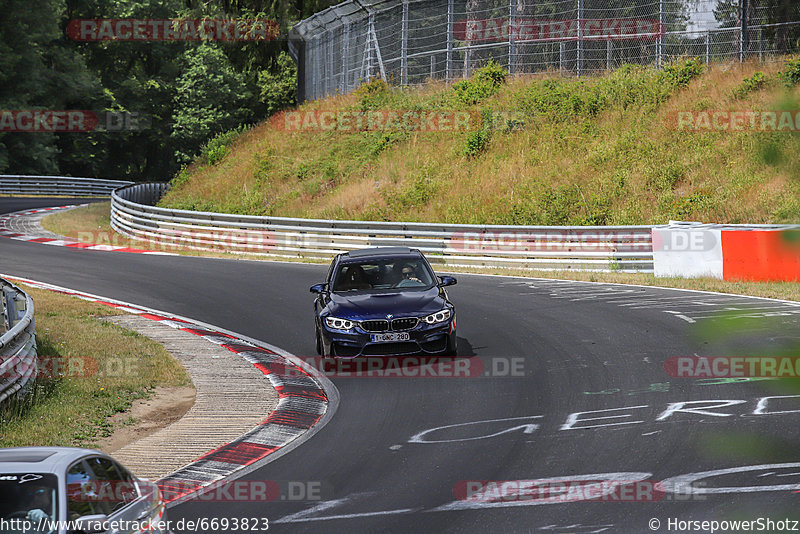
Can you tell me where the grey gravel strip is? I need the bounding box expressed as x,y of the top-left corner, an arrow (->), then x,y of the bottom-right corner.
104,315 -> 278,481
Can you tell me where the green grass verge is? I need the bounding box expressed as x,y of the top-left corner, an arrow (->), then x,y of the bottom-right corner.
0,284 -> 192,447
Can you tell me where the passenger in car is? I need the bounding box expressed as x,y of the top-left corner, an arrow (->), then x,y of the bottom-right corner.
338,265 -> 371,290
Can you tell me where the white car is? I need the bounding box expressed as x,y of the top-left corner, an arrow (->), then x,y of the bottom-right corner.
0,447 -> 170,534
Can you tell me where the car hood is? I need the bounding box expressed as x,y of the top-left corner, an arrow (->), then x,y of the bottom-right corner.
327,287 -> 445,319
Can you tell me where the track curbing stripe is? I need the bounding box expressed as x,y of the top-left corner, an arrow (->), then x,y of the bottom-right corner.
0,274 -> 335,506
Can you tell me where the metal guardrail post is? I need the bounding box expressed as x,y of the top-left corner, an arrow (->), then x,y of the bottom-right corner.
576,0 -> 583,77
508,0 -> 517,74
401,0 -> 409,85
343,23 -> 351,92
3,288 -> 18,328
740,0 -> 749,62
657,0 -> 664,68
446,0 -> 453,80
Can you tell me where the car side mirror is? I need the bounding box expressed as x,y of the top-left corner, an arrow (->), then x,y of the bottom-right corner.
438,276 -> 457,287
69,514 -> 108,533
310,283 -> 328,294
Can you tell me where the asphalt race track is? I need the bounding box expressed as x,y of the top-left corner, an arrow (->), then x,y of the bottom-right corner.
3,198 -> 800,533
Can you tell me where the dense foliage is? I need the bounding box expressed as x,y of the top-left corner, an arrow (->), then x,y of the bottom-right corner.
0,0 -> 336,181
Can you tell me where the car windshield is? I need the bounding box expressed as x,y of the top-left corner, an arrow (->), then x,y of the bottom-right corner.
332,259 -> 435,292
0,473 -> 58,533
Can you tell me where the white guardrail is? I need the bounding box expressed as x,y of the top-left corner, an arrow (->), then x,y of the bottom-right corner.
0,175 -> 656,271
111,183 -> 656,272
0,175 -> 133,196
0,278 -> 37,404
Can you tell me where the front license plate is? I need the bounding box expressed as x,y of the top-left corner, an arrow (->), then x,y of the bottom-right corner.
370,332 -> 410,342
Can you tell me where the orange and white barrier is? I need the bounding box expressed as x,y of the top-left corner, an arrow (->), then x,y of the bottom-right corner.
653,223 -> 800,282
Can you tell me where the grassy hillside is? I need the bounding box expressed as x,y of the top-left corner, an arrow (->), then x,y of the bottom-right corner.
159,57 -> 800,225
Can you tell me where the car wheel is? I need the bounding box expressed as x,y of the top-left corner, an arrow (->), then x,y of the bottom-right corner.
443,332 -> 457,356
315,325 -> 323,355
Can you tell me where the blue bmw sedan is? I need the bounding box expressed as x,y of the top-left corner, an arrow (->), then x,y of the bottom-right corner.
311,247 -> 457,357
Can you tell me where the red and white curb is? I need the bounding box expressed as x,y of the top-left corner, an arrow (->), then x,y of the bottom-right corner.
1,274 -> 337,506
0,206 -> 175,255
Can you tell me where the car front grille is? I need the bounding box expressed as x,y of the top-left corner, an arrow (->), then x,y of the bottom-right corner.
391,317 -> 419,331
360,318 -> 420,332
361,320 -> 389,332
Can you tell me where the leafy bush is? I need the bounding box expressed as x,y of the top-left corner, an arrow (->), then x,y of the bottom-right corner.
464,128 -> 491,158
463,108 -> 495,157
370,131 -> 406,156
200,127 -> 245,165
473,60 -> 507,87
517,64 -> 676,121
731,72 -> 767,99
354,78 -> 392,110
257,52 -> 297,116
453,61 -> 508,105
778,56 -> 800,87
660,57 -> 705,88
519,78 -> 609,120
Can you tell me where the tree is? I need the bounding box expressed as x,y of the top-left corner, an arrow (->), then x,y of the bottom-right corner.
0,0 -> 101,174
170,43 -> 254,164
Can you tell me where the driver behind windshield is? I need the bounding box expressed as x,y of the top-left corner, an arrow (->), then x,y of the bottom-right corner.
395,263 -> 424,287
25,486 -> 53,524
0,484 -> 55,533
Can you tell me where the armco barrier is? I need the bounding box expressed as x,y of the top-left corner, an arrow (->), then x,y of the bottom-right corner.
0,175 -> 133,197
653,222 -> 800,281
0,278 -> 37,404
111,183 -> 656,272
7,176 -> 797,278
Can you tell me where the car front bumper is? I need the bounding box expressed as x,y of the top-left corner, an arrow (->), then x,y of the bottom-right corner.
321,317 -> 455,357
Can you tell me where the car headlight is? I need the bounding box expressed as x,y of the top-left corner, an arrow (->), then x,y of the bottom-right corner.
325,316 -> 355,330
423,309 -> 451,324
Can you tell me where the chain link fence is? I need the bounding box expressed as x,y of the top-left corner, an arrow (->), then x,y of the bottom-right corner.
288,0 -> 800,101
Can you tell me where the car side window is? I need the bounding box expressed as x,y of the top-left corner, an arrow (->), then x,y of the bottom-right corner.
85,457 -> 131,513
111,461 -> 139,504
66,460 -> 99,520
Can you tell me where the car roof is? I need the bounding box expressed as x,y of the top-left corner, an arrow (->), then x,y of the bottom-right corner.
0,447 -> 107,475
341,247 -> 421,261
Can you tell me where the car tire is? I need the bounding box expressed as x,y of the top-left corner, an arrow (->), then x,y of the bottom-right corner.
315,325 -> 323,355
443,332 -> 457,356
